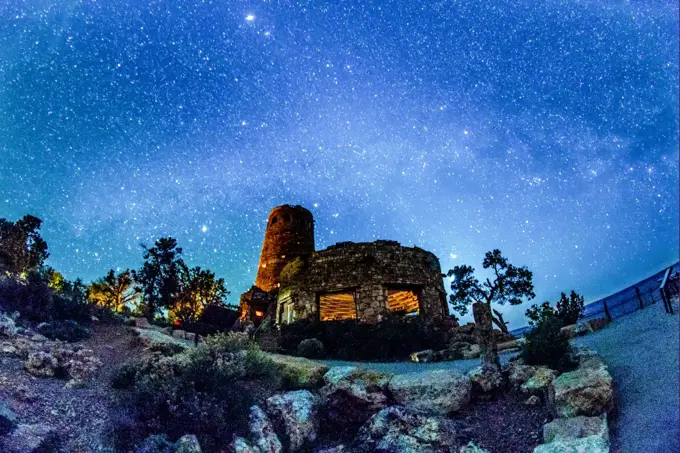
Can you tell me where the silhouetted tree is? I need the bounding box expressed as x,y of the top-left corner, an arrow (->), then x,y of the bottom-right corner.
556,290 -> 585,326
170,266 -> 230,325
89,269 -> 137,312
133,237 -> 184,321
525,290 -> 585,328
0,215 -> 49,275
448,249 -> 535,367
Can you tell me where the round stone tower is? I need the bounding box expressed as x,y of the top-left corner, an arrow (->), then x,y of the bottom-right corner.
255,205 -> 315,292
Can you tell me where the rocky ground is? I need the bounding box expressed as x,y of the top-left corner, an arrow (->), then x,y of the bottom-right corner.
0,322 -> 145,452
453,392 -> 551,453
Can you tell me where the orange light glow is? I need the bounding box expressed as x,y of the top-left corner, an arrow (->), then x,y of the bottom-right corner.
255,310 -> 264,317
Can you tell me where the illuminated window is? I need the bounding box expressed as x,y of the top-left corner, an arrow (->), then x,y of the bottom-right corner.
387,288 -> 420,315
255,310 -> 264,318
282,301 -> 296,324
319,291 -> 357,321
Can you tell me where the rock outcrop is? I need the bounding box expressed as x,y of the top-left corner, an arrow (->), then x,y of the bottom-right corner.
266,390 -> 319,451
549,365 -> 614,418
467,365 -> 504,396
388,369 -> 471,415
353,406 -> 466,452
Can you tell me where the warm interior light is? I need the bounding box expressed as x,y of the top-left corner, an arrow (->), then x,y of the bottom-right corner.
255,310 -> 264,317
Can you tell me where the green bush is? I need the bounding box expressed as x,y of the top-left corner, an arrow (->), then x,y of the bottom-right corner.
280,313 -> 448,361
37,320 -> 91,342
112,331 -> 281,452
297,338 -> 325,359
521,316 -> 576,371
149,342 -> 185,357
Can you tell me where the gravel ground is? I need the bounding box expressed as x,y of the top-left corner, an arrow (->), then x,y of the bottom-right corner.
573,299 -> 679,453
0,324 -> 144,452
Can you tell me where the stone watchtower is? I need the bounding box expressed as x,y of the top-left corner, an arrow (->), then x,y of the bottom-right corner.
240,205 -> 314,325
255,205 -> 315,292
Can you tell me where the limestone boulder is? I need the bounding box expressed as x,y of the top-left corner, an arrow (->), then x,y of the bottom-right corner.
321,366 -> 392,430
268,353 -> 329,389
174,434 -> 202,453
542,415 -> 608,444
449,342 -> 481,359
134,317 -> 152,328
266,390 -> 319,451
521,367 -> 559,396
467,365 -> 504,395
533,435 -> 609,453
353,406 -> 466,453
1,423 -> 58,453
550,365 -> 614,418
248,405 -> 282,453
507,363 -> 539,388
388,369 -> 471,415
230,437 -> 260,453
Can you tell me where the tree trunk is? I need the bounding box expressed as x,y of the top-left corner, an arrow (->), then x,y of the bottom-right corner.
491,309 -> 510,335
473,302 -> 500,369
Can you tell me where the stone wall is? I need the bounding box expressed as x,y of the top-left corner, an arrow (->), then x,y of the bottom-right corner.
277,240 -> 448,324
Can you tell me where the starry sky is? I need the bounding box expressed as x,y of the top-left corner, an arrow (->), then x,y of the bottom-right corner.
0,0 -> 678,328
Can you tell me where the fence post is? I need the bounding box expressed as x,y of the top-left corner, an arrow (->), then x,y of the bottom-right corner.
603,299 -> 612,322
635,287 -> 644,310
660,289 -> 671,314
665,288 -> 675,315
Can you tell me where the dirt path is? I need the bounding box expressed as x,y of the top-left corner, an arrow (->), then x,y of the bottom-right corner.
0,324 -> 143,452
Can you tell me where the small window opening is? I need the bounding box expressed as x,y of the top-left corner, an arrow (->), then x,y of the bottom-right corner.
271,216 -> 278,225
319,291 -> 357,321
387,288 -> 420,315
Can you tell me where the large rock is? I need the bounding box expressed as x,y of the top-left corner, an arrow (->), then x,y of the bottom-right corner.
468,365 -> 504,395
507,363 -> 539,388
550,365 -> 614,418
497,338 -> 524,352
134,317 -> 152,328
521,367 -> 559,396
0,313 -> 17,338
266,390 -> 319,451
321,367 -> 392,431
353,406 -> 466,453
323,366 -> 391,407
249,405 -> 282,453
268,353 -> 329,389
388,369 -> 471,415
174,434 -> 202,453
533,435 -> 609,453
0,401 -> 18,435
543,415 -> 608,444
1,423 -> 58,453
449,342 -> 482,360
24,351 -> 58,378
230,437 -> 260,453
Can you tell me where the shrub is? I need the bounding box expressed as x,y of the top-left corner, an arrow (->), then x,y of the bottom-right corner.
521,316 -> 576,371
279,314 -> 448,361
112,332 -> 281,452
556,291 -> 585,326
37,320 -> 91,342
111,360 -> 140,390
297,338 -> 325,359
149,342 -> 185,356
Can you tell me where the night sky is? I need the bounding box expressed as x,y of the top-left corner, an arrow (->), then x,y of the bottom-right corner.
1,0 -> 677,328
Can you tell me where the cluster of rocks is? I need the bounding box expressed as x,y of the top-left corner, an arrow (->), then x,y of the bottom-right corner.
230,365 -> 488,453
0,313 -> 102,388
515,348 -> 615,453
0,414 -> 59,453
411,324 -> 520,363
559,318 -> 609,340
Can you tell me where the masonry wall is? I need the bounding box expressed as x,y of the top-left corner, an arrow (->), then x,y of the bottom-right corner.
277,240 -> 448,324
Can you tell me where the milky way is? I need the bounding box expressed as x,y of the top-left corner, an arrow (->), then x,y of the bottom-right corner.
1,0 -> 677,327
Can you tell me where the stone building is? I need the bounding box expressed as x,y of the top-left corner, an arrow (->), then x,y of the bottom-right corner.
240,205 -> 449,326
